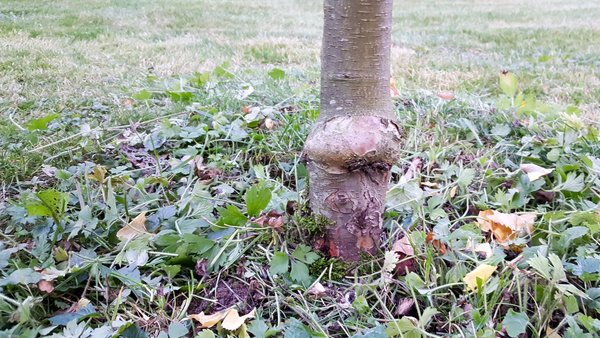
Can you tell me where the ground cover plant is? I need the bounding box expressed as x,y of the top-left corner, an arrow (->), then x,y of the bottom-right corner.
0,1 -> 599,337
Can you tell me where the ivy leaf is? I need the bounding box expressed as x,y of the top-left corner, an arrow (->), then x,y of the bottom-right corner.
502,309 -> 528,337
245,185 -> 272,217
269,252 -> 289,276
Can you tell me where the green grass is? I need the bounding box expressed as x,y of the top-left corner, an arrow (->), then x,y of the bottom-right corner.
0,1 -> 599,337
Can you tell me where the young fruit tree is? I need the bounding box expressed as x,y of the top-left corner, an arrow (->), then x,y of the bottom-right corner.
303,0 -> 401,261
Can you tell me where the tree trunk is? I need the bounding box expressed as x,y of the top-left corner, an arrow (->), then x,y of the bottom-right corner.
304,0 -> 401,261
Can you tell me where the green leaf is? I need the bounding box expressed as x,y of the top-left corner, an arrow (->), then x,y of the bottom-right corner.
502,309 -> 528,337
218,205 -> 247,226
26,113 -> 59,131
547,148 -> 561,162
385,318 -> 419,338
290,261 -> 309,284
26,189 -> 68,219
351,326 -> 386,338
352,295 -> 370,314
418,307 -> 439,328
182,234 -> 214,255
248,319 -> 279,338
499,71 -> 518,97
269,252 -> 289,276
133,89 -> 152,100
168,322 -> 188,338
561,172 -> 585,192
549,253 -> 566,282
245,185 -> 272,217
528,255 -> 551,280
120,323 -> 148,338
283,318 -> 325,338
457,168 -> 475,187
292,244 -> 319,264
268,68 -> 285,80
195,330 -> 216,338
0,268 -> 43,286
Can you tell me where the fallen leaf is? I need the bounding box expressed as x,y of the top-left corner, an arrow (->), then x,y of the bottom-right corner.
38,280 -> 54,293
392,236 -> 417,276
117,212 -> 149,242
464,264 -> 497,290
221,308 -> 256,331
263,118 -> 275,130
392,236 -> 414,256
253,210 -> 285,232
477,210 -> 536,243
426,232 -> 447,255
449,185 -> 458,198
520,163 -> 553,181
420,181 -> 440,188
189,309 -> 229,328
402,157 -> 423,181
437,91 -> 455,101
395,298 -> 415,316
308,282 -> 327,297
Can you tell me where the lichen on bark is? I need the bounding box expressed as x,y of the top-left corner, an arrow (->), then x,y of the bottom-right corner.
304,0 -> 400,261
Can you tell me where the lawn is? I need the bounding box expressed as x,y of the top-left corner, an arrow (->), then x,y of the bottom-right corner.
0,0 -> 599,337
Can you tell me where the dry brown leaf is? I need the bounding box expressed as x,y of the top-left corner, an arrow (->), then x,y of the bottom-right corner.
426,232 -> 447,255
189,309 -> 229,328
307,282 -> 327,297
437,91 -> 455,101
449,185 -> 458,198
38,280 -> 54,293
117,212 -> 148,242
221,308 -> 256,331
520,163 -> 553,181
420,181 -> 440,188
464,264 -> 497,290
392,236 -> 414,256
263,118 -> 275,130
477,210 -> 536,243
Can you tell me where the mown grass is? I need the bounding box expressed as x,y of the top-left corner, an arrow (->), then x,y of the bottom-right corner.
0,1 -> 599,338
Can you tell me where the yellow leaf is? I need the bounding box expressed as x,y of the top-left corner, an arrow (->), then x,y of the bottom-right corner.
520,163 -> 553,181
221,308 -> 256,331
464,264 -> 497,290
116,212 -> 148,242
477,210 -> 536,243
189,309 -> 230,328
